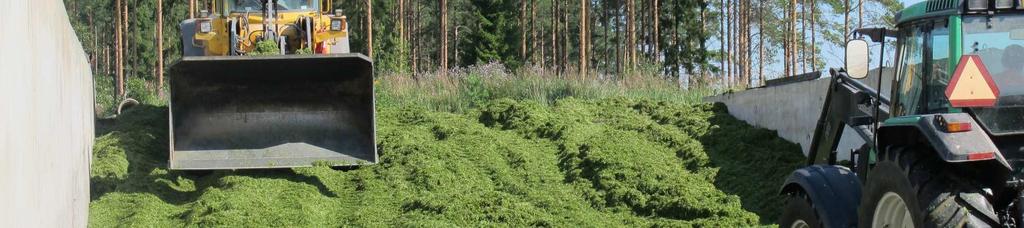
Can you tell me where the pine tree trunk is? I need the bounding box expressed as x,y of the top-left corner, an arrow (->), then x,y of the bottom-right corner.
615,0 -> 622,75
673,5 -> 680,80
189,0 -> 195,19
157,0 -> 164,92
744,0 -> 751,87
800,0 -> 807,74
562,0 -> 569,75
758,0 -> 765,85
811,0 -> 817,72
789,0 -> 797,77
521,0 -> 528,61
440,0 -> 447,74
366,0 -> 373,59
580,0 -> 587,78
531,0 -> 538,63
734,0 -> 741,86
124,1 -> 130,80
552,0 -> 561,71
411,1 -> 418,74
399,0 -> 405,71
719,0 -> 725,81
743,0 -> 748,86
628,0 -> 636,70
653,0 -> 659,62
587,0 -> 593,75
858,0 -> 863,29
844,0 -> 849,42
115,0 -> 124,97
727,0 -> 733,85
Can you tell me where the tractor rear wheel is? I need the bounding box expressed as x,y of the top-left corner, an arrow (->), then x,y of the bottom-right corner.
858,146 -> 997,227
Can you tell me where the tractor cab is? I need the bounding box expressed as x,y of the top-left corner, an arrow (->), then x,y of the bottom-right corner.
884,2 -> 1024,135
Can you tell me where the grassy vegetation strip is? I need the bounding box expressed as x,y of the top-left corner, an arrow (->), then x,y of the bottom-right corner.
89,98 -> 800,226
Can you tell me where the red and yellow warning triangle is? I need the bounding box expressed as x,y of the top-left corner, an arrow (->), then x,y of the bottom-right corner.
945,55 -> 1000,107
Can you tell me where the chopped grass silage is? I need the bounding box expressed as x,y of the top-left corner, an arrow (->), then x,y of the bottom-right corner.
90,98 -> 802,226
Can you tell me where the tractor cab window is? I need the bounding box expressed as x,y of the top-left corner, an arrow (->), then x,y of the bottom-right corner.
964,15 -> 1024,135
894,24 -> 926,115
893,20 -> 952,115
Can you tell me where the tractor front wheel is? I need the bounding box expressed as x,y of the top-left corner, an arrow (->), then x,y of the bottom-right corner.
858,146 -> 997,227
779,191 -> 822,228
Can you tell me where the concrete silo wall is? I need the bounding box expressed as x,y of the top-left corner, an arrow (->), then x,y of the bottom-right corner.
0,0 -> 94,227
705,69 -> 893,157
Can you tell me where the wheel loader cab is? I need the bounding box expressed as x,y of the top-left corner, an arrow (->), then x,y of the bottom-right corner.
192,0 -> 349,56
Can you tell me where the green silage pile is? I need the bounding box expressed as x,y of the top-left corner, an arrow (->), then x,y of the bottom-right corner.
89,99 -> 803,226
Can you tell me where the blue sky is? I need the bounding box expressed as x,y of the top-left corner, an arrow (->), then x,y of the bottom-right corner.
791,0 -> 922,78
700,0 -> 925,85
697,0 -> 939,87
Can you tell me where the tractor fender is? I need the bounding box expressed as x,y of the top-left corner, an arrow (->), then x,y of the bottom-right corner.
780,165 -> 862,228
878,113 -> 1011,170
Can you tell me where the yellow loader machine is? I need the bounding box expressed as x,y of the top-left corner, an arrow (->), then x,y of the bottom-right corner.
169,0 -> 375,170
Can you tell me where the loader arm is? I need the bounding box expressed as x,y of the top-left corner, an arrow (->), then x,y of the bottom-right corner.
806,69 -> 890,167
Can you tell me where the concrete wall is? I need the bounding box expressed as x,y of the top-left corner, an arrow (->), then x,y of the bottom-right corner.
0,1 -> 94,227
705,69 -> 893,157
706,79 -> 832,154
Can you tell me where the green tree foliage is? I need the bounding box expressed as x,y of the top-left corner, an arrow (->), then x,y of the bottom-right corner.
64,0 -> 905,92
460,0 -> 521,69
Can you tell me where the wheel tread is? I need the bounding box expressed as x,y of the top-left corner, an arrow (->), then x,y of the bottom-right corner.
866,146 -> 998,227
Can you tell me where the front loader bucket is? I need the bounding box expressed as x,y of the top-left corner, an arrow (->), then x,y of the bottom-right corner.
168,54 -> 375,170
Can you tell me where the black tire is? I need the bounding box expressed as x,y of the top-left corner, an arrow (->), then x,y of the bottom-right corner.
858,146 -> 998,227
779,191 -> 823,228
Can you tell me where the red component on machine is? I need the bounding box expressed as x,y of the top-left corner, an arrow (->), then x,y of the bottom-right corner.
945,55 -> 1000,108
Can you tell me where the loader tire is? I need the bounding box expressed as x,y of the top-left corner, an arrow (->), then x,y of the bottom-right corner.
858,146 -> 997,227
779,191 -> 822,228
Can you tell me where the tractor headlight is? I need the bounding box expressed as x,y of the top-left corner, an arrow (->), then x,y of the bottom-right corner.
331,19 -> 343,31
199,20 -> 213,33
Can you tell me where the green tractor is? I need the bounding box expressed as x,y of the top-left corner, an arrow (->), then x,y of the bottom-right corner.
779,0 -> 1024,227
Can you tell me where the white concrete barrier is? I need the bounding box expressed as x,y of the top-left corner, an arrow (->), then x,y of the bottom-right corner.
706,69 -> 892,157
706,79 -> 832,155
0,0 -> 94,227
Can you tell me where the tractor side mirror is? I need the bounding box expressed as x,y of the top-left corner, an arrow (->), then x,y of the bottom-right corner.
846,39 -> 870,79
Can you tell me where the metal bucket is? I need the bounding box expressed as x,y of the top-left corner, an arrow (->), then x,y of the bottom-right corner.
167,54 -> 375,170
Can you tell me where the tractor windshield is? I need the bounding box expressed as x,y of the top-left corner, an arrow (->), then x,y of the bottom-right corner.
226,0 -> 262,13
964,14 -> 1024,135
